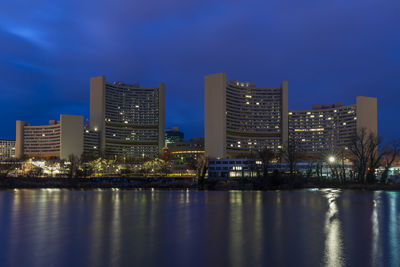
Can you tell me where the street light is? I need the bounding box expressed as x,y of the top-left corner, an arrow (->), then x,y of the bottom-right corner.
328,156 -> 335,163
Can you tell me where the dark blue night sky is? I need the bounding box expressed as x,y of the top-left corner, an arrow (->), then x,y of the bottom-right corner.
1,0 -> 399,141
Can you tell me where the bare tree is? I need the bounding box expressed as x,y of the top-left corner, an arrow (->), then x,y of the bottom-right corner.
258,148 -> 275,178
67,154 -> 80,178
380,140 -> 400,183
280,140 -> 299,174
196,154 -> 208,185
349,128 -> 383,183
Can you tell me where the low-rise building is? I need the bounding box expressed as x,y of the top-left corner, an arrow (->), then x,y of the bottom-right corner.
208,158 -> 353,180
168,137 -> 204,161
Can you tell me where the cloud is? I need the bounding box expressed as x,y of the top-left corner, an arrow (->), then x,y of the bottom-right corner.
0,0 -> 399,140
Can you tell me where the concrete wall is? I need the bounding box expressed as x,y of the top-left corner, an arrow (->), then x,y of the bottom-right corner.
15,120 -> 28,159
205,72 -> 227,158
281,80 -> 289,146
158,82 -> 166,156
90,76 -> 105,153
356,96 -> 378,136
60,115 -> 84,160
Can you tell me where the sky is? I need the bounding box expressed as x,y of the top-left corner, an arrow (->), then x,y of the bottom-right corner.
0,0 -> 399,141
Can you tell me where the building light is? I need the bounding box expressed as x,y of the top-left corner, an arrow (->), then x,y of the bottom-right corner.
256,161 -> 262,165
42,134 -> 45,137
245,95 -> 252,98
319,115 -> 323,117
327,117 -> 332,120
301,139 -> 306,142
237,141 -> 241,144
246,102 -> 250,105
240,83 -> 244,87
85,130 -> 89,133
93,146 -> 97,149
307,112 -> 311,115
334,110 -> 337,112
238,145 -> 241,148
113,133 -> 116,137
289,112 -> 293,115
124,121 -> 128,124
256,102 -> 260,105
94,127 -> 98,132
354,117 -> 357,120
135,105 -> 139,108
343,122 -> 346,126
310,115 -> 315,118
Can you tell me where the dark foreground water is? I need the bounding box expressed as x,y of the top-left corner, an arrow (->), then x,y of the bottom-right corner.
0,189 -> 399,267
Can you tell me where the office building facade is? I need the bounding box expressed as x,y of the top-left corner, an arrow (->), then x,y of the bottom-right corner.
83,126 -> 101,158
288,96 -> 377,154
16,115 -> 84,160
90,76 -> 165,159
165,127 -> 184,146
0,140 -> 16,160
205,72 -> 288,158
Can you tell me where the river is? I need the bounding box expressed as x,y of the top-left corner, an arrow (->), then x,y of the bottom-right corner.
0,189 -> 398,267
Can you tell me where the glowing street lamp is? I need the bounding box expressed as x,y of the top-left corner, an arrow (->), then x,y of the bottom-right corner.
328,156 -> 335,163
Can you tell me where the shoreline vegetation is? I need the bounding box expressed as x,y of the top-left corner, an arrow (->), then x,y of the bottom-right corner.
1,176 -> 400,191
1,128 -> 399,191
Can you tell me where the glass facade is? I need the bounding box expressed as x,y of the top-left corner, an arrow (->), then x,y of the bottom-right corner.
226,81 -> 284,154
103,82 -> 161,159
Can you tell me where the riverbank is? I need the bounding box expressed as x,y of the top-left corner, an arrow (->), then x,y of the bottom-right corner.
1,176 -> 400,191
0,177 -> 193,189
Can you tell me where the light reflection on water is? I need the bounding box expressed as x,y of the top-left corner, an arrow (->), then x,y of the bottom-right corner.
0,189 -> 399,267
321,189 -> 344,267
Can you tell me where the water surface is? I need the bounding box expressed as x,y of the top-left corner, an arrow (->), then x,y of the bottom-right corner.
0,189 -> 398,267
